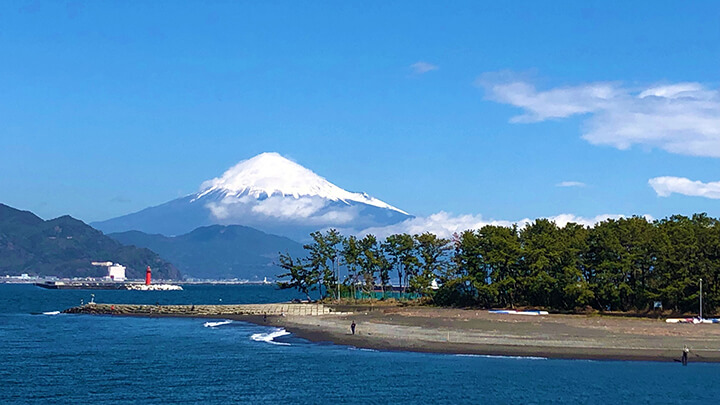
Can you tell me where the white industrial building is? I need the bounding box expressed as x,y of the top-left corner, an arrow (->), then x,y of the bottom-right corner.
92,261 -> 126,282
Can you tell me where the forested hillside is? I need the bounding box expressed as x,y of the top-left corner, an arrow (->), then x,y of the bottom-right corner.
109,225 -> 304,280
0,204 -> 181,279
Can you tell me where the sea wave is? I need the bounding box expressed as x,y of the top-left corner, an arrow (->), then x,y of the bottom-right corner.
348,347 -> 379,352
42,311 -> 61,315
250,328 -> 290,345
203,320 -> 233,328
454,354 -> 547,360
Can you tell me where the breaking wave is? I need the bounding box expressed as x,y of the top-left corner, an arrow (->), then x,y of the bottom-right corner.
250,328 -> 291,345
454,354 -> 547,360
349,347 -> 379,352
203,320 -> 233,328
42,311 -> 61,315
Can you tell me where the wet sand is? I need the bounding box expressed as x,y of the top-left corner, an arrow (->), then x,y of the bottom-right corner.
66,303 -> 720,362
259,306 -> 720,362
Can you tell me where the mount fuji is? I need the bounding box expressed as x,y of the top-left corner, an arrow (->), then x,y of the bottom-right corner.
92,153 -> 412,240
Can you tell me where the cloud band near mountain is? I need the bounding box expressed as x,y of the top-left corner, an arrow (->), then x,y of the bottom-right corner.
356,211 -> 629,239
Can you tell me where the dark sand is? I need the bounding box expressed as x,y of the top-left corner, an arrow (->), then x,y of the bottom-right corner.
258,306 -> 720,362
67,303 -> 720,362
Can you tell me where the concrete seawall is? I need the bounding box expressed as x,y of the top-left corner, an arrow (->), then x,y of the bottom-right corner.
63,303 -> 339,316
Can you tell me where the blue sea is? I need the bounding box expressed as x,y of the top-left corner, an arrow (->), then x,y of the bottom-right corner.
1,284 -> 719,404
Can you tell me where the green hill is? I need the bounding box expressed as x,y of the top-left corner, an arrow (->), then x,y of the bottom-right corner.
0,204 -> 181,279
109,225 -> 305,280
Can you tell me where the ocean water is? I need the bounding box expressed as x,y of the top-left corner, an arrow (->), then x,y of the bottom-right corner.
1,284 -> 719,404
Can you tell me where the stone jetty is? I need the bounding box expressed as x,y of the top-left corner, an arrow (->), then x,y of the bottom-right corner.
64,303 -> 340,317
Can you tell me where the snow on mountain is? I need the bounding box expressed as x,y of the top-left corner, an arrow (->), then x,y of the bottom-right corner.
92,153 -> 412,240
193,152 -> 409,215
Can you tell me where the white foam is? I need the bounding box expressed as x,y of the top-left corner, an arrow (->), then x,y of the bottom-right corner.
42,311 -> 61,315
203,320 -> 233,328
349,347 -> 379,352
250,328 -> 291,345
454,354 -> 547,360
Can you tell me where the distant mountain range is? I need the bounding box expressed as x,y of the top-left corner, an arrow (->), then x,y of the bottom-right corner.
1,153 -> 412,281
0,204 -> 180,279
108,225 -> 305,280
92,152 -> 412,240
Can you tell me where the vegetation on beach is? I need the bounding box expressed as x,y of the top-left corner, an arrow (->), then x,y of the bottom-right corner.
278,214 -> 720,314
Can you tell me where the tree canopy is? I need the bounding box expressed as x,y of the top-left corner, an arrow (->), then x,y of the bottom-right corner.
277,214 -> 720,314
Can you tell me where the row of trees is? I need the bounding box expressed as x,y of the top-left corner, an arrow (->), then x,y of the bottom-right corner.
277,214 -> 720,313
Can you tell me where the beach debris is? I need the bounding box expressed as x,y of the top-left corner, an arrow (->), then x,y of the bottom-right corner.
488,310 -> 549,316
666,317 -> 720,324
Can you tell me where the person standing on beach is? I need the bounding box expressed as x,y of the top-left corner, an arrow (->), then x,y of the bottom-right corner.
682,345 -> 690,366
351,321 -> 356,335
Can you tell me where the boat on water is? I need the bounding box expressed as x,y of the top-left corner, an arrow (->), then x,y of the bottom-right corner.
35,280 -> 182,291
125,283 -> 183,291
34,265 -> 182,290
35,280 -> 127,290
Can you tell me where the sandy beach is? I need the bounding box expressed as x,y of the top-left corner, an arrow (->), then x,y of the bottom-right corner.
259,305 -> 720,362
66,303 -> 720,362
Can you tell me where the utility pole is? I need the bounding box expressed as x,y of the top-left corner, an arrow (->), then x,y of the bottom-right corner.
700,278 -> 703,320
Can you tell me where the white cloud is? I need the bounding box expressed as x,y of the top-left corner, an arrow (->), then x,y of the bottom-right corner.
250,196 -> 327,219
478,72 -> 720,157
649,176 -> 720,199
206,196 -> 359,225
410,61 -> 438,74
357,211 -> 626,239
357,212 -> 513,239
546,213 -> 625,228
556,181 -> 586,188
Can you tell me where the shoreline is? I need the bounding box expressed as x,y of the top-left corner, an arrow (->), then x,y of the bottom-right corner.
64,303 -> 720,363
265,316 -> 720,363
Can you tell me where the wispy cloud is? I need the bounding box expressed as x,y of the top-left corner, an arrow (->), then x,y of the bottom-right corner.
649,176 -> 720,199
556,181 -> 586,188
477,72 -> 720,158
410,61 -> 438,75
110,196 -> 131,203
356,211 -> 625,239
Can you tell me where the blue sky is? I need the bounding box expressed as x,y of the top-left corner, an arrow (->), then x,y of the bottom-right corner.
1,1 -> 719,228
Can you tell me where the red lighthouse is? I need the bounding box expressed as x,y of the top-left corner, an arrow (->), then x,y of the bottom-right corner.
145,266 -> 152,285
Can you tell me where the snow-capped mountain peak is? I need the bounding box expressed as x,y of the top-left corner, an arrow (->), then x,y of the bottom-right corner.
92,152 -> 412,240
195,152 -> 408,215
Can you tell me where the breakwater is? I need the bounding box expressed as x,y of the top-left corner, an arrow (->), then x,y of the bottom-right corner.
63,303 -> 337,316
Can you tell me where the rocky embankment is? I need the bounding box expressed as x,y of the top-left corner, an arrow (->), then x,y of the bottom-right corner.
63,303 -> 335,316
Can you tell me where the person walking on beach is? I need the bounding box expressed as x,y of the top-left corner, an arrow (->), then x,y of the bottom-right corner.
682,345 -> 690,366
351,321 -> 356,335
